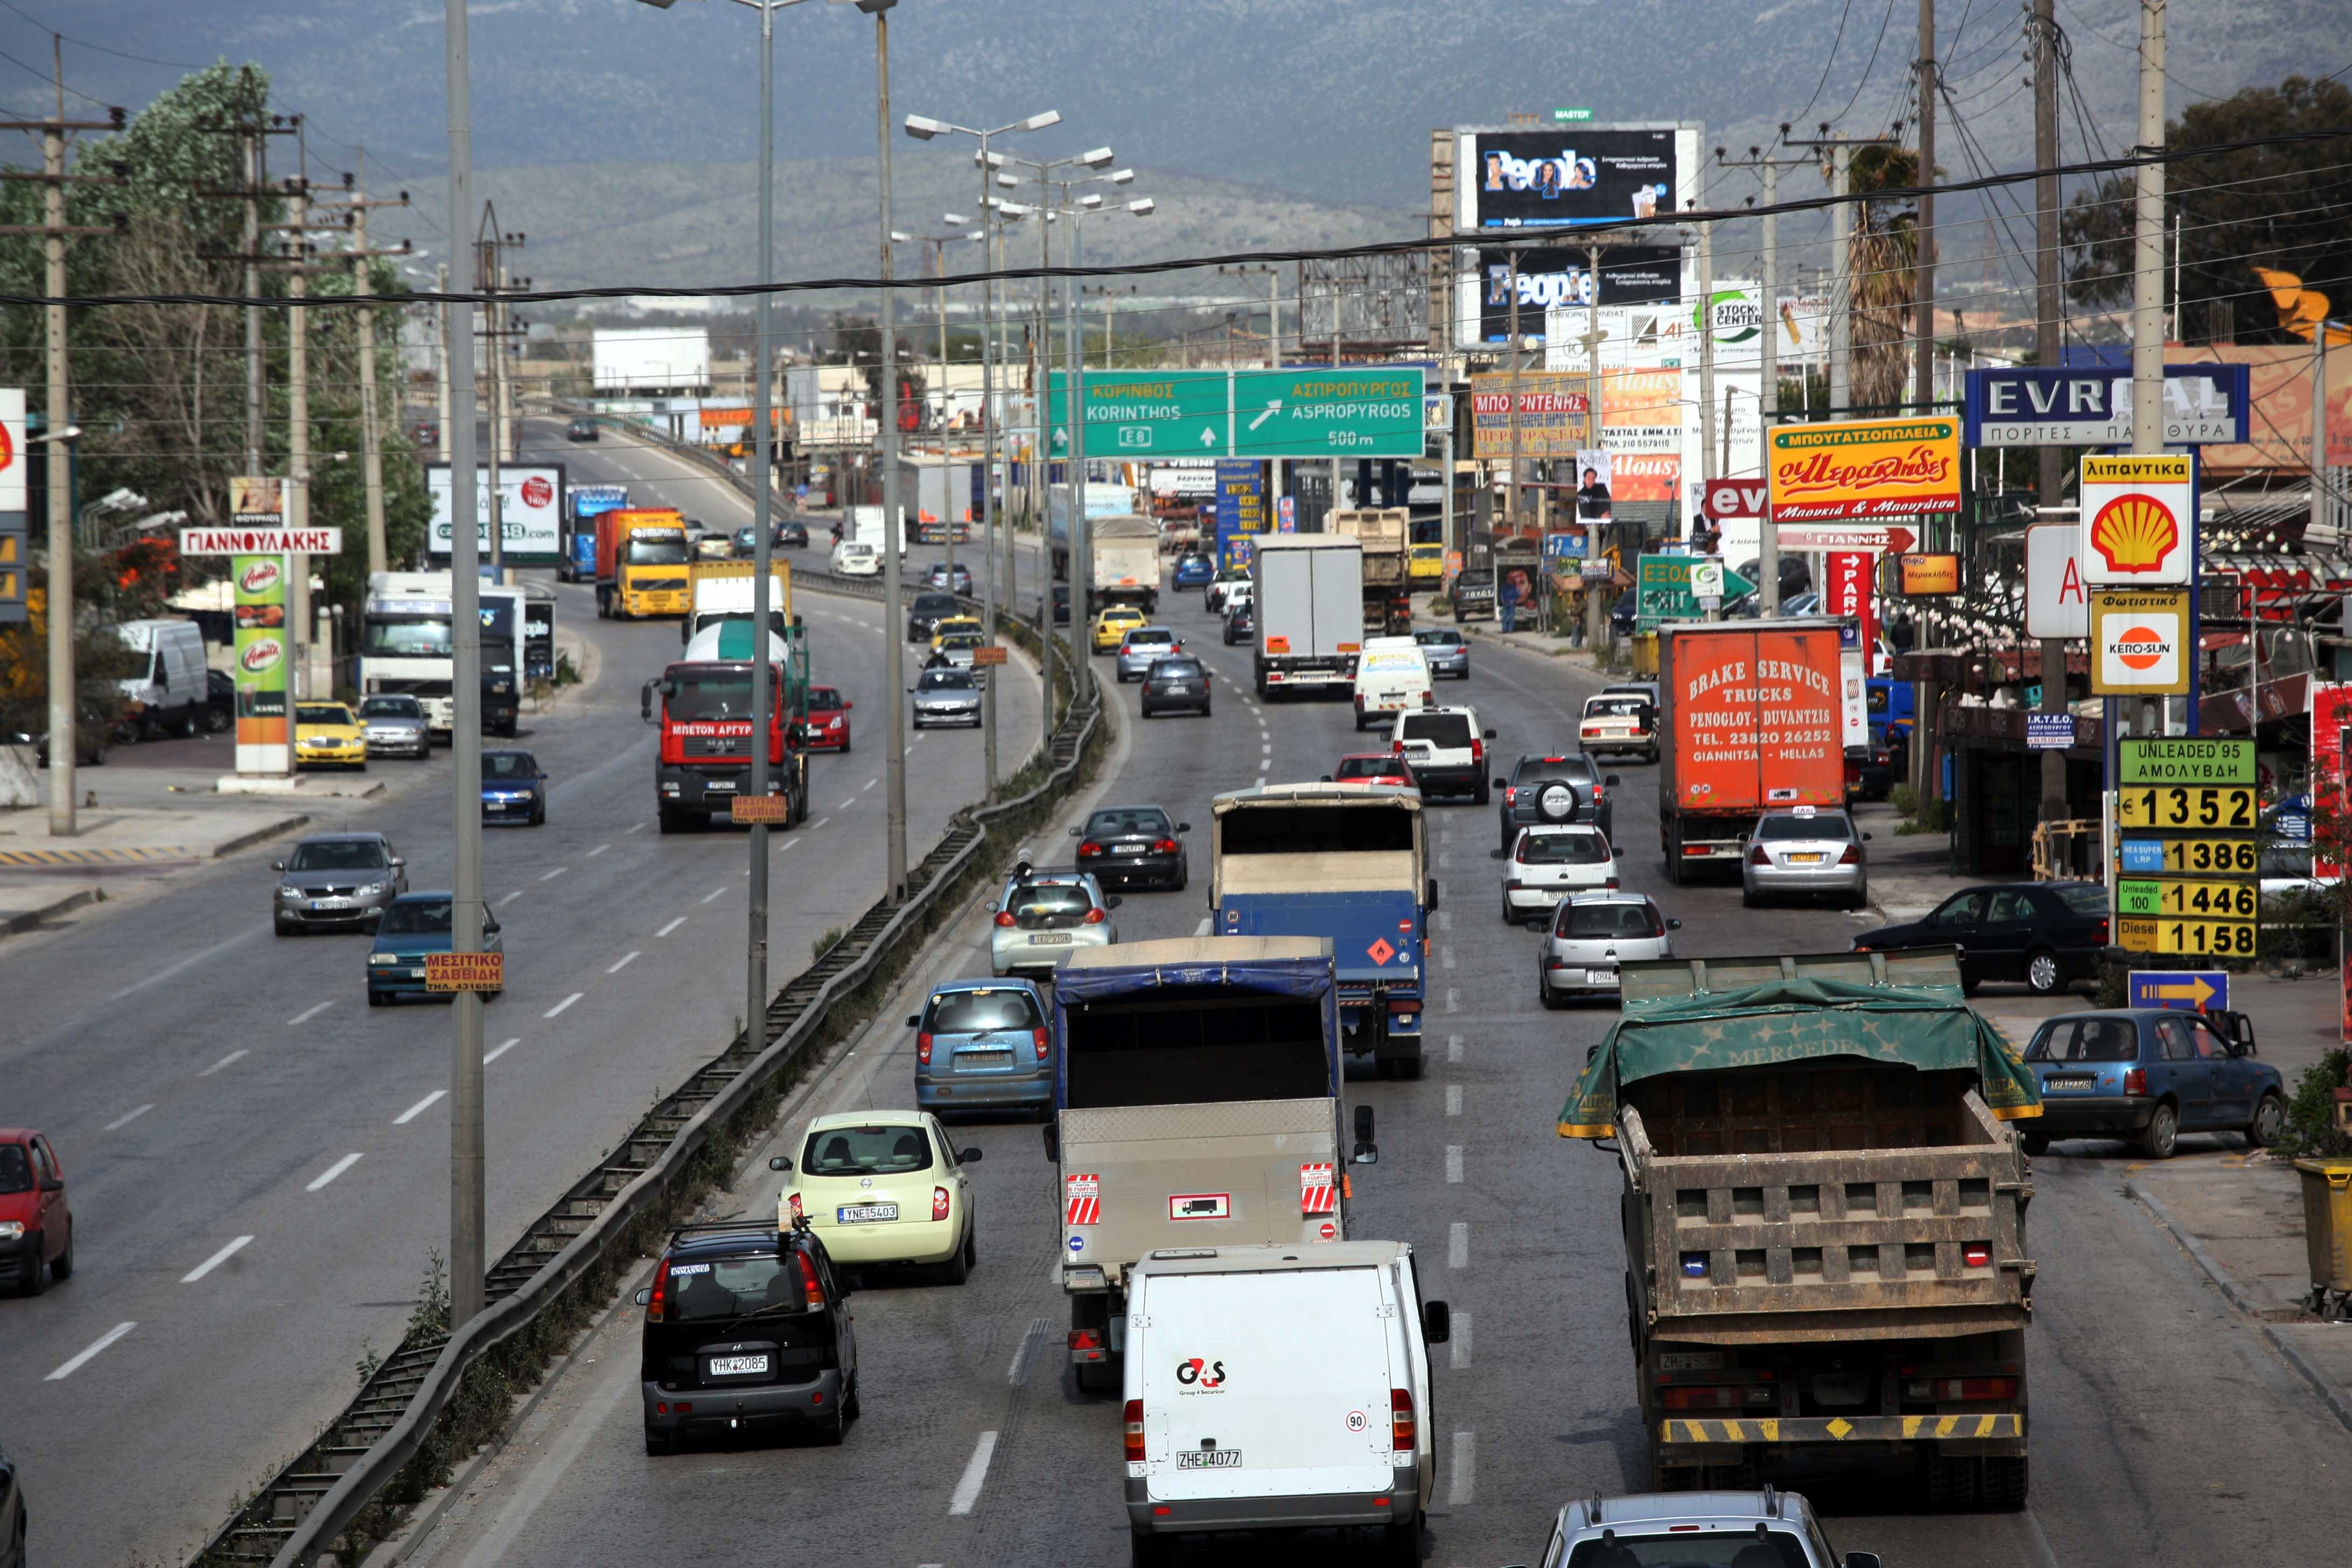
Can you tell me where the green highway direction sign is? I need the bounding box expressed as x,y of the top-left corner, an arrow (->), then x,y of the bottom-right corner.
1047,367 -> 1425,460
1634,553 -> 1754,632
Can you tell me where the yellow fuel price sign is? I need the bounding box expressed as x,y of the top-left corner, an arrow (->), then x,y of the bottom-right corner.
2115,783 -> 2257,830
2117,835 -> 2259,876
2115,916 -> 2258,957
2117,878 -> 2257,920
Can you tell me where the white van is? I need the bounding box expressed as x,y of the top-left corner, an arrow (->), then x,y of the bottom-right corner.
1350,636 -> 1432,732
114,619 -> 209,737
1123,1241 -> 1448,1567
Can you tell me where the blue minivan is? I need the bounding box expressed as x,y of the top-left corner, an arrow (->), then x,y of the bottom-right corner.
2019,1008 -> 2283,1159
908,978 -> 1052,1117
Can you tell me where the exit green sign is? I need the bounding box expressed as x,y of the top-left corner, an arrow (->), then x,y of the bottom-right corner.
1553,107 -> 1594,122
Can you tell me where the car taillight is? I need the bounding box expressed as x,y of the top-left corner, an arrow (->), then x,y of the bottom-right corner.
1124,1399 -> 1146,1461
1419,691 -> 1434,706
1390,1388 -> 1415,1451
1152,838 -> 1179,853
2124,1067 -> 2147,1096
1748,844 -> 1770,866
1033,1027 -> 1051,1061
1471,739 -> 1485,763
1962,1242 -> 1992,1268
795,1250 -> 825,1308
1581,724 -> 1601,737
1838,843 -> 1860,865
1078,841 -> 1103,858
645,1258 -> 673,1322
916,1031 -> 934,1065
933,1186 -> 952,1222
1606,877 -> 1620,890
1084,907 -> 1107,924
994,911 -> 1016,927
1391,738 -> 1404,755
1905,1375 -> 2018,1401
1505,787 -> 1518,804
2094,919 -> 2110,943
1660,1384 -> 1777,1410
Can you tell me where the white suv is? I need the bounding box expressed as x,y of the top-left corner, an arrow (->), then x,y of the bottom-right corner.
1390,705 -> 1494,802
1523,1490 -> 1879,1568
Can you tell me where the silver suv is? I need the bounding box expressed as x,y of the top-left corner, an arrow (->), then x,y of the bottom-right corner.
1515,1489 -> 1880,1568
1537,891 -> 1677,1008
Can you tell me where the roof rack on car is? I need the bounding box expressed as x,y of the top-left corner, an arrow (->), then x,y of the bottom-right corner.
666,1220 -> 782,1245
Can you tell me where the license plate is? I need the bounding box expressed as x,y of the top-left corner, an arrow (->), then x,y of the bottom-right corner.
706,1354 -> 770,1376
2046,1075 -> 2097,1091
1784,852 -> 1825,864
312,899 -> 349,911
407,968 -> 428,980
708,780 -> 737,792
958,1049 -> 1014,1066
1176,1450 -> 1242,1470
1030,933 -> 1073,944
1115,844 -> 1147,854
837,1203 -> 898,1223
1585,969 -> 1616,985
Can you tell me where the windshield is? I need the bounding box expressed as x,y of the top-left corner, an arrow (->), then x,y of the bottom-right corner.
0,1144 -> 28,1195
1414,631 -> 1461,647
926,989 -> 1043,1034
1515,757 -> 1595,786
287,841 -> 386,873
358,697 -> 423,719
484,754 -> 537,779
362,613 -> 453,659
1334,756 -> 1403,781
663,1254 -> 803,1322
622,538 -> 690,566
1005,881 -> 1097,928
1124,630 -> 1174,647
1150,660 -> 1204,681
1585,696 -> 1649,718
1399,713 -> 1472,747
1087,808 -> 1172,838
1518,831 -> 1608,864
807,688 -> 843,712
1757,813 -> 1851,841
669,672 -> 754,722
2053,883 -> 2109,916
1565,1531 -> 1810,1568
380,899 -> 453,936
939,632 -> 982,649
800,1124 -> 934,1177
919,670 -> 975,692
1556,901 -> 1663,939
298,705 -> 353,727
2026,1016 -> 2140,1063
914,593 -> 957,613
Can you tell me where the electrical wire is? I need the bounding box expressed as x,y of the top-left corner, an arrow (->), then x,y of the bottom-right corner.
1791,0 -> 1864,130
0,43 -> 116,110
1826,0 -> 1906,130
0,0 -> 204,70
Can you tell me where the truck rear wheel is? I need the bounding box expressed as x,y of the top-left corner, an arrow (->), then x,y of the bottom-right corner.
1984,1455 -> 2028,1510
1129,1528 -> 1169,1568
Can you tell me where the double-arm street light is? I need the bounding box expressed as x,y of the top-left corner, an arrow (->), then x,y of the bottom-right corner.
890,217 -> 984,575
903,106 -> 1060,800
1039,188 -> 1154,614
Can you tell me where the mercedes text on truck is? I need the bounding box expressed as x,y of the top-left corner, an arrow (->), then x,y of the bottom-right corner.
1559,946 -> 2039,1503
1251,534 -> 1364,698
641,620 -> 809,834
1045,937 -> 1373,1392
1656,618 -> 1847,882
1210,785 -> 1432,1079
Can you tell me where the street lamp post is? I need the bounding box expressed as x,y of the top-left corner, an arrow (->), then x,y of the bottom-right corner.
892,218 -> 982,575
905,104 -> 1061,799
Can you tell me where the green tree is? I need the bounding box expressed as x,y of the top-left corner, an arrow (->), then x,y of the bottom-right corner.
2061,75 -> 2352,339
1845,145 -> 1920,412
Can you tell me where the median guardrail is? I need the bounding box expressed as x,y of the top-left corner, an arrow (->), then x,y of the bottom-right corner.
197,580 -> 1100,1567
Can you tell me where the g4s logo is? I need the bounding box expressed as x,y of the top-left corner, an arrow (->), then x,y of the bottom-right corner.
1175,1357 -> 1227,1388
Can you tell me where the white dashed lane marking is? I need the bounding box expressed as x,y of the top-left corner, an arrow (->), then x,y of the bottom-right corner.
1448,1222 -> 1469,1270
306,1153 -> 363,1192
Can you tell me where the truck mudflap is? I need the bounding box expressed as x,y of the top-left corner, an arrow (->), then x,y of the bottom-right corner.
1660,1413 -> 2022,1445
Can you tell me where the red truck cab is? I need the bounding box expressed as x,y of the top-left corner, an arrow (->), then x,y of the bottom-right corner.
642,620 -> 809,834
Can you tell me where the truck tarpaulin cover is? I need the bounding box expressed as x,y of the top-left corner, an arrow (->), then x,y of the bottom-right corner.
1053,943 -> 1341,1108
1556,976 -> 2041,1138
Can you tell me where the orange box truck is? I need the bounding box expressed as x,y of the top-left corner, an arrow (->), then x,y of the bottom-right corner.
1656,619 -> 1848,881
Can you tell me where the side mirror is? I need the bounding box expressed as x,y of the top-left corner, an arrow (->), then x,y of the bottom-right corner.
39,1177 -> 64,1193
1482,727 -> 1497,739
1422,1299 -> 1452,1345
1105,895 -> 1122,909
1426,877 -> 1440,913
634,1287 -> 652,1306
1069,825 -> 1083,836
639,682 -> 656,724
1667,918 -> 1683,930
1586,1043 -> 1602,1065
1041,1123 -> 1060,1161
1844,1555 -> 1884,1568
1605,774 -> 1622,788
959,1147 -> 984,1164
1177,823 -> 1191,834
768,1154 -> 794,1173
1491,776 -> 1507,790
842,701 -> 853,710
1320,774 -> 1334,782
390,857 -> 407,868
1352,1142 -> 1379,1165
1862,832 -> 1874,842
272,859 -> 285,871
906,1013 -> 922,1028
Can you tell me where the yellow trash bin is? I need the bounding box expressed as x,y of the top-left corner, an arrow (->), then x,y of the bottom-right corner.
1633,633 -> 1658,677
2293,1159 -> 2352,1297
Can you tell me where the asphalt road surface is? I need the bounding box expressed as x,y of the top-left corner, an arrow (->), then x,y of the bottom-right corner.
393,583 -> 2352,1568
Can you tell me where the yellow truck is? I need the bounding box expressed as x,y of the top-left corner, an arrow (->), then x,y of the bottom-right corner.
596,508 -> 692,620
683,558 -> 793,643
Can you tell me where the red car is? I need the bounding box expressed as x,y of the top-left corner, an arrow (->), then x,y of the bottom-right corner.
1,1129 -> 74,1296
797,685 -> 853,752
1329,753 -> 1415,788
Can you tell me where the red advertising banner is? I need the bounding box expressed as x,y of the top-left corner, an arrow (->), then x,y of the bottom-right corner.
1823,551 -> 1877,657
2312,682 -> 2352,881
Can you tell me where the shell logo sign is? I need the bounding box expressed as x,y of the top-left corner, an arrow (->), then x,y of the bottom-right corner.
2080,453 -> 2192,585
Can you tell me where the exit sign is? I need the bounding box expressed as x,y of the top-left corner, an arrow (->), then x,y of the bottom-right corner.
1553,108 -> 1594,122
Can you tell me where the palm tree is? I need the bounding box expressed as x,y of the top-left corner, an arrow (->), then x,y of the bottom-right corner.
1844,146 -> 1920,412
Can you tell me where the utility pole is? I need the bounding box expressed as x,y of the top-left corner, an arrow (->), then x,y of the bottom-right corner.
286,175 -> 313,699
863,0 -> 908,898
1914,0 -> 1937,421
321,160 -> 413,578
435,263 -> 453,463
2134,2 -> 2175,738
1504,249 -> 1523,532
2033,0 -> 2068,824
1717,139 -> 1810,612
474,207 -> 524,584
0,57 -> 124,839
1828,139 -> 1851,412
1579,243 -> 1609,650
1694,169 -> 1720,499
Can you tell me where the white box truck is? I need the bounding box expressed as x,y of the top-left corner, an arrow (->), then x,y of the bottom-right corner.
1249,534 -> 1364,697
1089,514 -> 1162,617
1122,1241 -> 1448,1566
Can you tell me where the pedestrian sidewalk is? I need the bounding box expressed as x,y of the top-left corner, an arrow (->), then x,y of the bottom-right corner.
2129,1154 -> 2352,1433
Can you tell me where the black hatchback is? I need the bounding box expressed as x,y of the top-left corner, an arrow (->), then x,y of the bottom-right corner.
907,590 -> 962,642
565,416 -> 599,442
1852,880 -> 2111,995
1073,803 -> 1190,891
635,1220 -> 858,1453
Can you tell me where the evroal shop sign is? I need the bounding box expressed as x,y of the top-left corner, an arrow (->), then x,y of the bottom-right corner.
426,461 -> 565,565
1455,124 -> 1697,229
1765,417 -> 1962,521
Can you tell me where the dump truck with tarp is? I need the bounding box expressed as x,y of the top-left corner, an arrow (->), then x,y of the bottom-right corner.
1558,946 -> 2041,1508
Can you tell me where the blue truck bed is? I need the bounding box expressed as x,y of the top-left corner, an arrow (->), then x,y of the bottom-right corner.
1217,888 -> 1424,1077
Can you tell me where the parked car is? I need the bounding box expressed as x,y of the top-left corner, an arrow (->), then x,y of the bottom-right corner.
1742,806 -> 1868,909
1502,823 -> 1618,926
1391,705 -> 1494,802
768,1110 -> 982,1279
2019,1007 -> 2286,1158
1852,880 -> 2110,994
1172,551 -> 1216,589
909,978 -> 1052,1117
1537,891 -> 1679,1007
0,1130 -> 74,1296
798,684 -> 852,752
565,416 -> 599,442
356,694 -> 431,759
1139,655 -> 1212,718
1221,601 -> 1254,644
1526,1491 -> 1880,1568
274,831 -> 409,934
1072,804 -> 1189,891
910,668 -> 983,729
1496,753 -> 1615,852
366,892 -> 502,1006
1412,626 -> 1469,679
635,1219 -> 857,1454
1578,690 -> 1658,762
202,667 -> 236,733
480,748 -> 548,825
989,862 -> 1118,978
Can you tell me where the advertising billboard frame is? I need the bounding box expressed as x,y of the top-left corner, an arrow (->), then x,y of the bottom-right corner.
1454,122 -> 1701,232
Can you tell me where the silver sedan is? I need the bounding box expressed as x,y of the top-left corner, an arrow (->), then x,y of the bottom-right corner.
1741,807 -> 1869,909
356,694 -> 431,759
910,667 -> 984,728
1114,627 -> 1182,683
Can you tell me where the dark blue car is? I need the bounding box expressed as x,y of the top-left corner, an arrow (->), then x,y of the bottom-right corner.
1172,552 -> 1215,589
2019,1007 -> 2283,1159
367,892 -> 505,1006
908,978 -> 1052,1117
481,748 -> 547,825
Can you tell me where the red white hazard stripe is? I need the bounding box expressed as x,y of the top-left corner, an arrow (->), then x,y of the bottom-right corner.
1300,1162 -> 1335,1216
1066,1172 -> 1101,1227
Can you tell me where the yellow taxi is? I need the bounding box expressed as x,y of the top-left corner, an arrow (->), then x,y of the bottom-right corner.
770,1110 -> 980,1280
1410,542 -> 1446,583
1089,605 -> 1146,654
294,702 -> 368,769
928,615 -> 984,654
